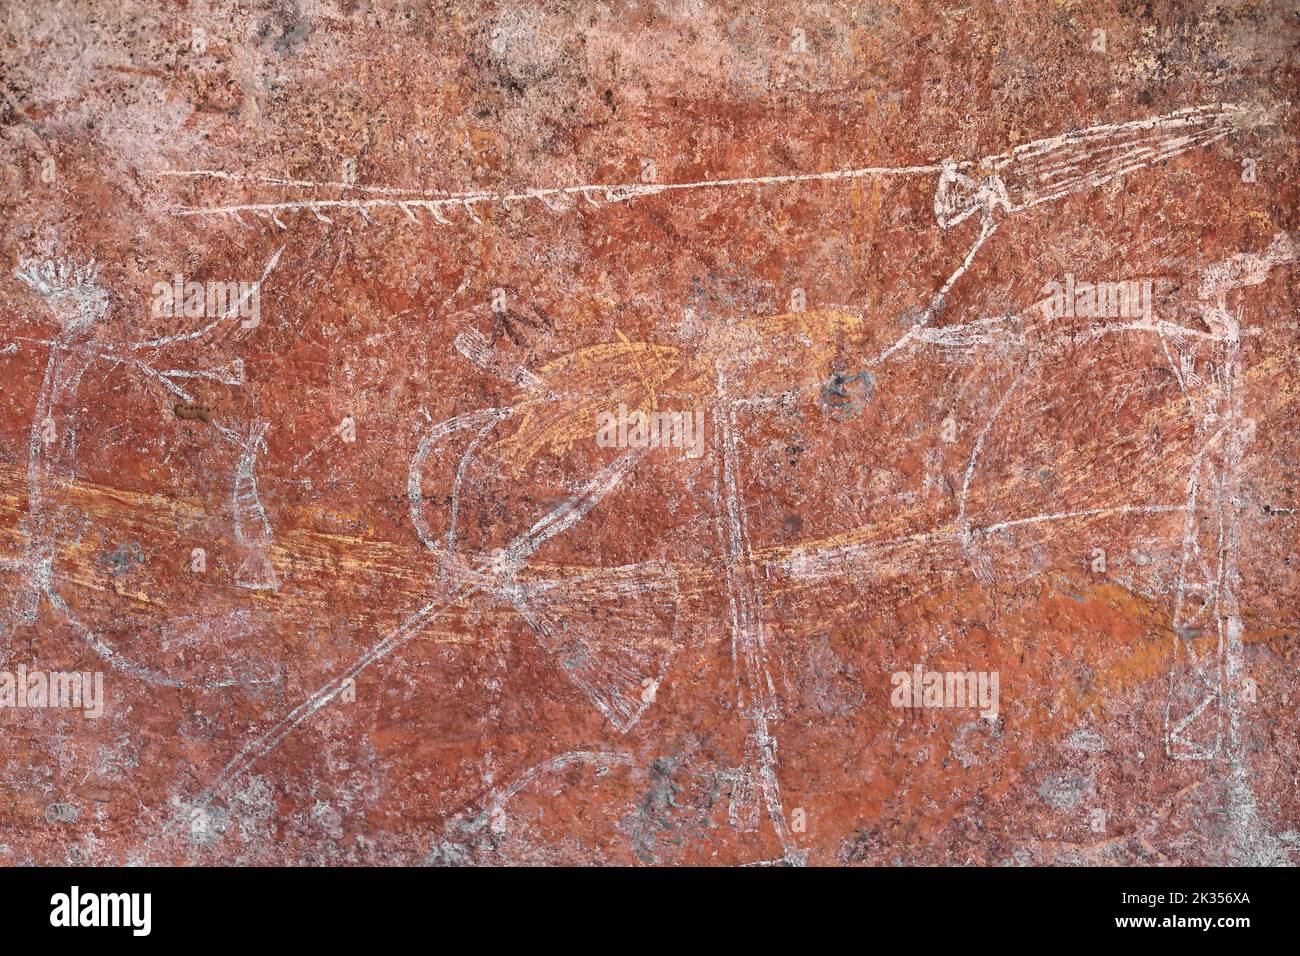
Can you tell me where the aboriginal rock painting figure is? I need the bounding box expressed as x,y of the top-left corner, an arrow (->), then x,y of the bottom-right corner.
7,258 -> 107,631
1159,234 -> 1297,864
167,103 -> 1258,236
2,247 -> 285,682
150,102 -> 1290,864
1163,231 -> 1298,765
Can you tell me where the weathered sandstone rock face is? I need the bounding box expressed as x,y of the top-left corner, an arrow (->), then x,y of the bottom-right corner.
0,1 -> 1296,865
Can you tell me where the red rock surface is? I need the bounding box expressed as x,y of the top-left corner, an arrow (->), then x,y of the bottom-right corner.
0,1 -> 1296,865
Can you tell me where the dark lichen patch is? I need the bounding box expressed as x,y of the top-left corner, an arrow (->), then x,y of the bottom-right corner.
822,370 -> 875,420
98,540 -> 145,576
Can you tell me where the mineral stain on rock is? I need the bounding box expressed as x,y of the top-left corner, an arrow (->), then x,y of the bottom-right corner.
173,403 -> 214,424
